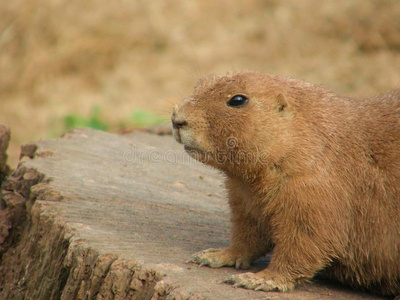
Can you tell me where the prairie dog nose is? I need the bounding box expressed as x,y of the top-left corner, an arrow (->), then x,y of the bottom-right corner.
171,117 -> 188,129
171,105 -> 188,129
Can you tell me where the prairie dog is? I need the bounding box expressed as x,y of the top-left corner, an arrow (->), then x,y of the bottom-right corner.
171,71 -> 400,296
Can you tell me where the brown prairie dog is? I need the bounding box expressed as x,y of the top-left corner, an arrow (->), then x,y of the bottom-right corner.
171,71 -> 400,296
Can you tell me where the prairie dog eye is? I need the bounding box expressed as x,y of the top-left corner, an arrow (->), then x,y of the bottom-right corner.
227,95 -> 249,108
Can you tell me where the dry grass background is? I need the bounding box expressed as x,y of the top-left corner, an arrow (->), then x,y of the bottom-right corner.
1,0 -> 400,167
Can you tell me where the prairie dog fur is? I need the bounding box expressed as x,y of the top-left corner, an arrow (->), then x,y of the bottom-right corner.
171,71 -> 400,296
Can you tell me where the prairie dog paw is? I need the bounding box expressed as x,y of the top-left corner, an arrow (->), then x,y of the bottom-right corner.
189,248 -> 251,269
224,272 -> 294,292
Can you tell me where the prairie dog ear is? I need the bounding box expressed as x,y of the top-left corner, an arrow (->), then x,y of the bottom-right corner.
275,93 -> 290,113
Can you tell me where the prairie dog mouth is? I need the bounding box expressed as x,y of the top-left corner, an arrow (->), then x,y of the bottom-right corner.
176,130 -> 205,153
184,144 -> 203,153
173,128 -> 182,144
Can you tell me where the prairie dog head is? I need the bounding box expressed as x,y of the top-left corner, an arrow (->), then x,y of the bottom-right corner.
171,72 -> 295,175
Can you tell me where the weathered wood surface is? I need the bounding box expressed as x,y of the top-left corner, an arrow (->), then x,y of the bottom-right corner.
0,128 -> 385,299
0,124 -> 10,185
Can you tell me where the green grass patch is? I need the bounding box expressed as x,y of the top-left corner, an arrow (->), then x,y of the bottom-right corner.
130,110 -> 166,127
62,107 -> 167,133
63,106 -> 109,131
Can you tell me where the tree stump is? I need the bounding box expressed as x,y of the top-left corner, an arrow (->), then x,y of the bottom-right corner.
0,124 -> 10,185
0,128 -> 384,299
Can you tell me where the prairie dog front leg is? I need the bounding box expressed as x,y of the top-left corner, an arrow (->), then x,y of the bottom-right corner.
190,178 -> 273,269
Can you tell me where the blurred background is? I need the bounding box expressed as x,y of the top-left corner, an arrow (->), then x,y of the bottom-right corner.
1,0 -> 400,168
